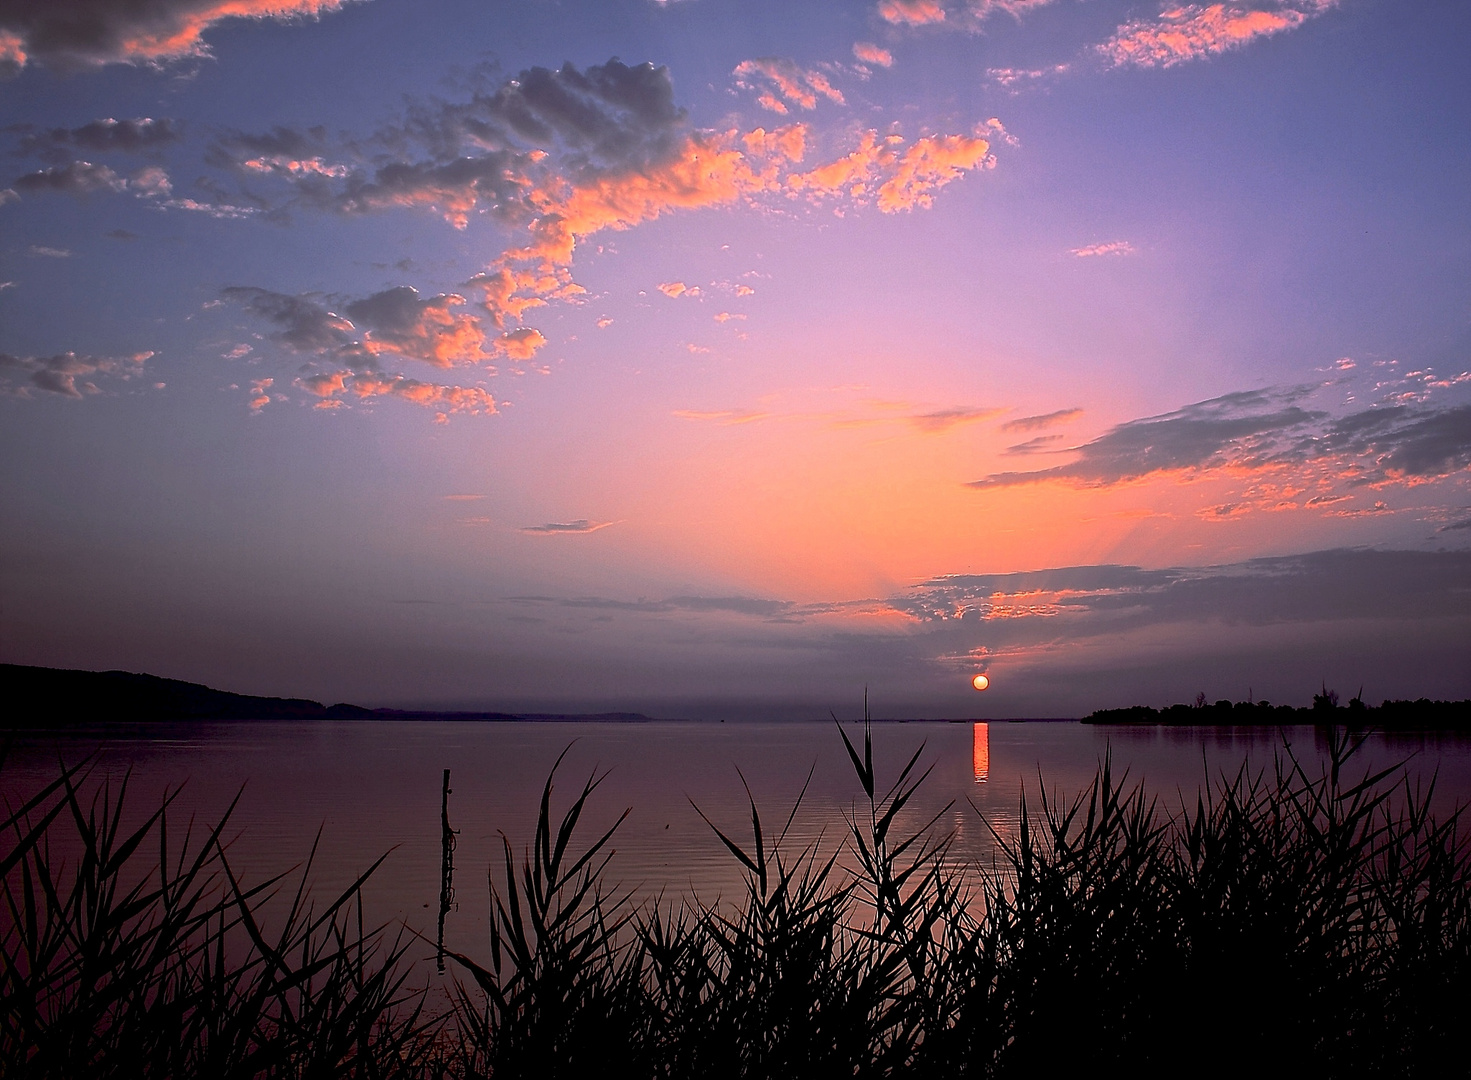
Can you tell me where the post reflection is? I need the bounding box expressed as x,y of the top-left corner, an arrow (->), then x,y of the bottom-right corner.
972,722 -> 989,783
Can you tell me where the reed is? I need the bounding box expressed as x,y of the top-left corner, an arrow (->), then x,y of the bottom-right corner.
4,727 -> 1470,1078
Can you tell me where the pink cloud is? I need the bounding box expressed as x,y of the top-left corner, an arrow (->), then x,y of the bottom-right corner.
1070,240 -> 1136,257
852,42 -> 894,67
1098,2 -> 1337,69
733,57 -> 846,114
878,0 -> 946,26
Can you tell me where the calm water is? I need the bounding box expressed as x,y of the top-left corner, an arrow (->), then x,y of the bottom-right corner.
6,719 -> 1471,979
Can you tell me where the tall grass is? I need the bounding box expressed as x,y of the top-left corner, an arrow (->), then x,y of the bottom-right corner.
5,728 -> 1470,1078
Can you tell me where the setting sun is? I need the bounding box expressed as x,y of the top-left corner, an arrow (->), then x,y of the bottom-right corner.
972,674 -> 990,692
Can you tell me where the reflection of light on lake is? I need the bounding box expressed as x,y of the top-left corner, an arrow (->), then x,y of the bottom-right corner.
972,722 -> 989,783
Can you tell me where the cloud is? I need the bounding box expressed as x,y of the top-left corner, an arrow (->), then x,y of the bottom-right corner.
12,159 -> 176,201
224,287 -> 355,353
896,547 -> 1471,635
878,0 -> 1058,31
790,129 -> 992,213
0,350 -> 152,397
1000,407 -> 1082,432
520,519 -> 615,534
342,286 -> 490,368
1071,240 -> 1135,257
1003,434 -> 1067,455
672,408 -> 771,425
248,377 -> 273,411
906,406 -> 1005,433
28,245 -> 71,258
210,62 -> 996,391
13,160 -> 126,194
852,42 -> 894,67
878,0 -> 947,26
970,389 -> 1324,488
968,388 -> 1471,509
0,0 -> 361,73
1098,2 -> 1338,69
14,117 -> 181,158
225,283 -> 529,368
658,281 -> 693,298
226,286 -> 503,417
733,57 -> 845,114
988,64 -> 1070,88
297,369 -> 497,417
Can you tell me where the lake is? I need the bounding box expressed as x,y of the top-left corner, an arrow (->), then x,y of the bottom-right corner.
6,718 -> 1470,984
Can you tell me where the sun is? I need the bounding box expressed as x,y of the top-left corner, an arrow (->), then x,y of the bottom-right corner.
971,673 -> 990,691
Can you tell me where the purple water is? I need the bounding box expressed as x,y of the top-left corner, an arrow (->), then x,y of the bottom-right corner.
5,719 -> 1469,986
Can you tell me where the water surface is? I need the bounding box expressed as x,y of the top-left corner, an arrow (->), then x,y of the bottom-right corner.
6,719 -> 1469,979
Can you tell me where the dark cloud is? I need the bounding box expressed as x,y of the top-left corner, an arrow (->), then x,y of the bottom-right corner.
0,350 -> 151,397
227,284 -> 493,368
1320,405 -> 1471,482
971,389 -> 1323,489
222,286 -> 354,353
897,549 -> 1471,632
476,59 -> 687,176
14,117 -> 180,160
999,407 -> 1083,433
207,125 -> 327,162
1003,434 -> 1066,455
13,160 -> 125,193
0,0 -> 355,74
206,60 -> 690,223
967,388 -> 1471,492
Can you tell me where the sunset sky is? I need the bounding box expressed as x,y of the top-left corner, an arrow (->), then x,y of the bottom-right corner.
2,0 -> 1468,718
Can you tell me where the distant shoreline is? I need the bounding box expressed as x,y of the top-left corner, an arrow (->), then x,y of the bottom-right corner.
1084,696 -> 1471,731
5,663 -> 1469,731
0,663 -> 666,726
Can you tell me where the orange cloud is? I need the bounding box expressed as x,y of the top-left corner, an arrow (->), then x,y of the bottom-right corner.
1098,3 -> 1336,69
468,129 -> 774,329
741,125 -> 808,163
494,327 -> 545,361
789,130 -> 992,212
295,369 -> 496,416
346,288 -> 489,368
